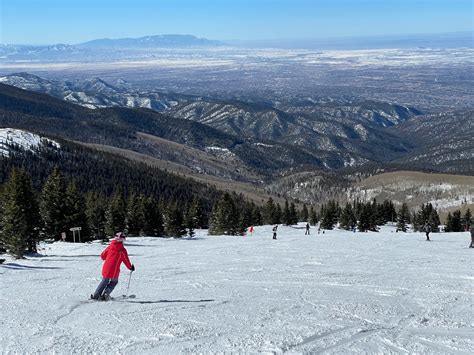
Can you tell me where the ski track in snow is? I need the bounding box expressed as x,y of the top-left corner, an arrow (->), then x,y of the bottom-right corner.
1,224 -> 473,354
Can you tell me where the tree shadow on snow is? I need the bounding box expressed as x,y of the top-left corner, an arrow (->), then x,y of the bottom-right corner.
1,263 -> 62,270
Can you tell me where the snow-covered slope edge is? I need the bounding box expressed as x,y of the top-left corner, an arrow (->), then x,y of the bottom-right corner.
0,128 -> 60,157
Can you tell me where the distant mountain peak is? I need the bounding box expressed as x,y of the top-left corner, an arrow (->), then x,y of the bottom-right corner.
78,34 -> 226,49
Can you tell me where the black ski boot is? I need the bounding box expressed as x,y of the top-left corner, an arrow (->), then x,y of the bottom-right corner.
100,294 -> 112,301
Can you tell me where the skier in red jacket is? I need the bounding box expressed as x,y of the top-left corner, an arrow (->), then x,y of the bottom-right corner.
91,232 -> 135,301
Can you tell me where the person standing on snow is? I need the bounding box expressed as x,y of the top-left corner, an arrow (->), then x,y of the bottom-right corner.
305,223 -> 310,235
425,224 -> 431,241
272,225 -> 278,240
91,232 -> 135,301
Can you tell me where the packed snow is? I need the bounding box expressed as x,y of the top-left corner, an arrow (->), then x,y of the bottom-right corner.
1,224 -> 473,354
0,128 -> 60,157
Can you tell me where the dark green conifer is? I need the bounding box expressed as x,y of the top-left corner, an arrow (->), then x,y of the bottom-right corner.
446,210 -> 463,232
64,181 -> 90,241
397,203 -> 411,232
164,202 -> 186,238
309,206 -> 319,226
340,203 -> 357,230
143,197 -> 164,237
0,168 -> 40,257
301,204 -> 309,222
462,208 -> 472,230
85,192 -> 107,240
209,193 -> 240,235
40,167 -> 67,240
105,189 -> 126,237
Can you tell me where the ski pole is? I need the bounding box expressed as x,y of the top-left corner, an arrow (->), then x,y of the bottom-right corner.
124,271 -> 133,298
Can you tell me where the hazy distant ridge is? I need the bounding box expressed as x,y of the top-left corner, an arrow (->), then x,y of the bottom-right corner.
78,34 -> 226,48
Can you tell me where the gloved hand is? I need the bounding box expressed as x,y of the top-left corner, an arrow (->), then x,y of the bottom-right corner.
131,264 -> 135,272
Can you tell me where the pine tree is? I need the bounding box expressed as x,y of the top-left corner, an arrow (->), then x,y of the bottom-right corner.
462,208 -> 472,230
40,167 -> 67,240
209,193 -> 240,235
184,204 -> 196,238
320,200 -> 339,229
309,206 -> 318,226
358,202 -> 377,232
372,199 -> 384,226
240,201 -> 254,232
127,193 -> 146,236
397,203 -> 411,232
188,197 -> 206,229
164,202 -> 186,237
414,203 -> 439,232
185,197 -> 205,238
412,211 -> 421,232
0,169 -> 40,258
427,208 -> 441,232
289,202 -> 298,225
339,203 -> 357,230
283,200 -> 291,225
301,204 -> 309,222
252,206 -> 262,226
105,189 -> 126,237
264,197 -> 276,225
85,192 -> 107,240
381,200 -> 397,223
446,210 -> 463,232
64,181 -> 90,241
143,197 -> 164,237
274,203 -> 282,224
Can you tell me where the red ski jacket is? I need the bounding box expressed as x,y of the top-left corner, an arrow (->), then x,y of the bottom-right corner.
101,240 -> 133,279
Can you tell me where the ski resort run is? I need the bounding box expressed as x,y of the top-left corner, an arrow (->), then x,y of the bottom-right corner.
1,224 -> 473,353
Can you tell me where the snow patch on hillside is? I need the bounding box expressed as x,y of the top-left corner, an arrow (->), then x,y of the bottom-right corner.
0,128 -> 60,157
204,146 -> 236,159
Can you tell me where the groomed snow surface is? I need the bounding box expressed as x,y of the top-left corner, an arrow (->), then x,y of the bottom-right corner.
1,224 -> 473,354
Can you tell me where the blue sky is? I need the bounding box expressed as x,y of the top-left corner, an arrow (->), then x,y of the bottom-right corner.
1,0 -> 472,44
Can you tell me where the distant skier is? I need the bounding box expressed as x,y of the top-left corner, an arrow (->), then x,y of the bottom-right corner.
249,226 -> 254,236
272,225 -> 278,240
425,224 -> 431,241
305,223 -> 310,235
469,225 -> 474,248
91,232 -> 135,301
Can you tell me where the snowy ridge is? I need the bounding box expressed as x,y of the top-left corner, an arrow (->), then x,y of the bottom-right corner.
0,128 -> 60,157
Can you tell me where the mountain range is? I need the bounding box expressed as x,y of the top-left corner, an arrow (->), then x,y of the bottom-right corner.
0,76 -> 472,208
0,73 -> 431,171
78,34 -> 226,48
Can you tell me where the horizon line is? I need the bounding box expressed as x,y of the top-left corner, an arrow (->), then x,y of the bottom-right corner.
1,30 -> 472,47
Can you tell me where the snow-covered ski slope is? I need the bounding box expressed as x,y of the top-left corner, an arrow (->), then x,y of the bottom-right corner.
1,225 -> 473,354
